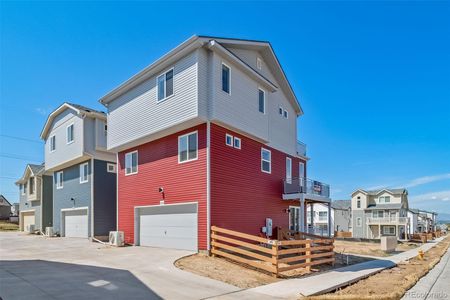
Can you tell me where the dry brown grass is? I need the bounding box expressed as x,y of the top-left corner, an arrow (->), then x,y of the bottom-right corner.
0,221 -> 19,231
334,240 -> 419,257
305,235 -> 450,300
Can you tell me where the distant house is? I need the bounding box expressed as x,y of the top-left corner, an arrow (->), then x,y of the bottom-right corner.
417,210 -> 438,232
351,188 -> 409,240
0,195 -> 12,220
10,203 -> 20,216
407,208 -> 419,235
306,200 -> 351,236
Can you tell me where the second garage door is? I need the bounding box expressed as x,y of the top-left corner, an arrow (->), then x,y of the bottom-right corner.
22,212 -> 35,231
137,203 -> 198,251
64,209 -> 88,238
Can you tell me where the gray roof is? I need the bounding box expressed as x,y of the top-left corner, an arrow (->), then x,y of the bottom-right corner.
366,203 -> 403,210
409,208 -> 420,214
66,103 -> 105,115
28,164 -> 45,175
0,195 -> 11,207
365,188 -> 407,195
332,200 -> 351,210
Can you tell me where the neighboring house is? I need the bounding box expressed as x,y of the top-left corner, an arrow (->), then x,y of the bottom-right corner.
306,200 -> 351,236
99,35 -> 330,251
351,188 -> 409,240
10,203 -> 20,216
417,210 -> 438,232
40,103 -> 116,238
407,208 -> 419,235
0,195 -> 12,220
15,164 -> 52,232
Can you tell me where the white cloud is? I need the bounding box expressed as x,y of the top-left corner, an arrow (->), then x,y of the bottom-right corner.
402,173 -> 450,188
35,107 -> 49,116
410,190 -> 450,203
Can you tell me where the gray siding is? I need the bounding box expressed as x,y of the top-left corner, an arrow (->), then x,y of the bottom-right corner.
93,159 -> 117,236
352,210 -> 365,238
19,181 -> 42,230
53,161 -> 92,236
107,50 -> 200,150
41,175 -> 53,229
334,209 -> 351,232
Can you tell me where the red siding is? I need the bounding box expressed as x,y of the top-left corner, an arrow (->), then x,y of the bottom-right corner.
117,124 -> 207,249
210,123 -> 306,237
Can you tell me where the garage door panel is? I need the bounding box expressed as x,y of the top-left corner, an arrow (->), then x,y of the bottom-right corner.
23,213 -> 35,230
64,209 -> 88,238
140,213 -> 197,227
140,236 -> 197,251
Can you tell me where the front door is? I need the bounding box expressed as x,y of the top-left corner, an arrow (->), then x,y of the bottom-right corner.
289,207 -> 300,231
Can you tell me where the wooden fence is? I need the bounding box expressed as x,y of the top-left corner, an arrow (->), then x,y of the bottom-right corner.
210,226 -> 335,277
334,231 -> 352,238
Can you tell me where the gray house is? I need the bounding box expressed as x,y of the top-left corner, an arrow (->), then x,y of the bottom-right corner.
40,103 -> 116,238
351,188 -> 409,240
15,164 -> 53,232
0,195 -> 12,220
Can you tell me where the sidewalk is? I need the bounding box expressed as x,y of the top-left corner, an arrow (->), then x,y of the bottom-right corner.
211,237 -> 445,299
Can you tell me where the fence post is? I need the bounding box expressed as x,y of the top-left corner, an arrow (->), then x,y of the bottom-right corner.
211,227 -> 216,257
306,240 -> 311,272
272,241 -> 279,277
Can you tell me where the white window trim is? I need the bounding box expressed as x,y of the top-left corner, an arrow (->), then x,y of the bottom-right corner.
261,148 -> 271,174
79,162 -> 89,184
258,88 -> 266,114
107,163 -> 116,173
221,62 -> 231,95
225,133 -> 233,147
233,137 -> 241,149
256,57 -> 262,70
156,67 -> 174,103
356,217 -> 362,227
49,135 -> 56,153
299,162 -> 305,179
66,123 -> 74,145
286,157 -> 292,183
125,150 -> 138,176
283,109 -> 289,119
56,171 -> 63,189
29,177 -> 35,195
178,131 -> 198,164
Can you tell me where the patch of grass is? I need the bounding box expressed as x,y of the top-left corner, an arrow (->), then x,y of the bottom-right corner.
0,221 -> 19,231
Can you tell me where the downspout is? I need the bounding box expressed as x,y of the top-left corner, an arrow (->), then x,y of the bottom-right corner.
206,121 -> 211,251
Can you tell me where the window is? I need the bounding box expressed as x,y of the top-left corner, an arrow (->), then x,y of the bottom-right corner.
256,57 -> 262,70
50,135 -> 56,152
20,184 -> 25,195
286,157 -> 292,184
107,163 -> 116,173
104,124 -> 108,136
283,109 -> 288,119
356,217 -> 362,227
383,226 -> 396,235
222,63 -> 230,94
357,200 -> 361,208
299,162 -> 305,179
125,151 -> 138,175
29,177 -> 35,195
225,134 -> 233,147
261,148 -> 271,173
157,69 -> 174,101
233,137 -> 241,149
80,163 -> 89,183
379,196 -> 391,203
319,211 -> 328,221
178,131 -> 198,163
373,210 -> 384,218
56,171 -> 63,189
279,106 -> 283,115
67,124 -> 74,144
258,89 -> 265,114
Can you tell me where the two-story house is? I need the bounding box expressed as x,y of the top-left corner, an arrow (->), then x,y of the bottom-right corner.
417,210 -> 438,232
40,103 -> 117,238
99,35 -> 331,251
306,200 -> 351,236
15,164 -> 52,232
351,188 -> 409,240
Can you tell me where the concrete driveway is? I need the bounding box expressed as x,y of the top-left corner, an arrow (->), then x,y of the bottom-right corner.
0,232 -> 240,300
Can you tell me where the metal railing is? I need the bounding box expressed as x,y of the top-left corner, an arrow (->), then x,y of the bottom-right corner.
366,217 -> 408,224
283,177 -> 330,198
297,141 -> 307,157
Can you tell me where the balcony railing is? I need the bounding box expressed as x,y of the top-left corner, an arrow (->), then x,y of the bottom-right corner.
297,141 -> 307,157
283,177 -> 330,198
367,217 -> 408,225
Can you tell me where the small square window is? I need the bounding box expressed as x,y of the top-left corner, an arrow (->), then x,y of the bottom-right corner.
283,110 -> 288,119
279,107 -> 283,115
225,134 -> 233,147
233,137 -> 241,149
107,163 -> 116,173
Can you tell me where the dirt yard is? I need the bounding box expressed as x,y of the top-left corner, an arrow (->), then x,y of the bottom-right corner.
0,221 -> 19,231
306,235 -> 450,300
334,239 -> 419,257
175,251 -> 373,288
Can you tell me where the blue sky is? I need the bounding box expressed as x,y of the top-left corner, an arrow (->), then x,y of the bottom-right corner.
1,1 -> 449,215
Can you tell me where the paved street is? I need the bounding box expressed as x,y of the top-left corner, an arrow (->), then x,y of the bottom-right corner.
402,245 -> 450,300
0,232 -> 239,300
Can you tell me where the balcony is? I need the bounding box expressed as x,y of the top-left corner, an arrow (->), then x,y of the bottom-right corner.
297,141 -> 307,157
367,217 -> 408,225
283,177 -> 330,201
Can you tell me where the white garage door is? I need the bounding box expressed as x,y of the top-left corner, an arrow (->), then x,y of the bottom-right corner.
22,212 -> 35,231
64,209 -> 88,238
137,203 -> 197,251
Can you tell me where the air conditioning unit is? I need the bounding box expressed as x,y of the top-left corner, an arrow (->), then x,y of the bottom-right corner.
109,231 -> 124,247
45,227 -> 54,237
26,224 -> 35,233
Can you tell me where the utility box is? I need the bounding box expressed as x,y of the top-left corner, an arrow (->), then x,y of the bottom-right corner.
381,236 -> 397,252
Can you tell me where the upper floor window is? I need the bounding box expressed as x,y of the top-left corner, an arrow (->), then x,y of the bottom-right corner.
50,135 -> 56,152
125,151 -> 138,175
233,137 -> 241,149
283,109 -> 288,119
29,177 -> 35,195
56,171 -> 63,189
67,124 -> 74,144
80,162 -> 89,183
225,134 -> 233,147
379,196 -> 391,203
357,200 -> 361,208
261,148 -> 271,173
356,217 -> 362,227
258,89 -> 265,114
222,63 -> 230,94
20,184 -> 25,195
286,157 -> 292,184
299,162 -> 305,179
256,57 -> 262,70
178,131 -> 198,163
279,107 -> 283,116
373,210 -> 384,218
157,69 -> 174,101
319,211 -> 328,221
